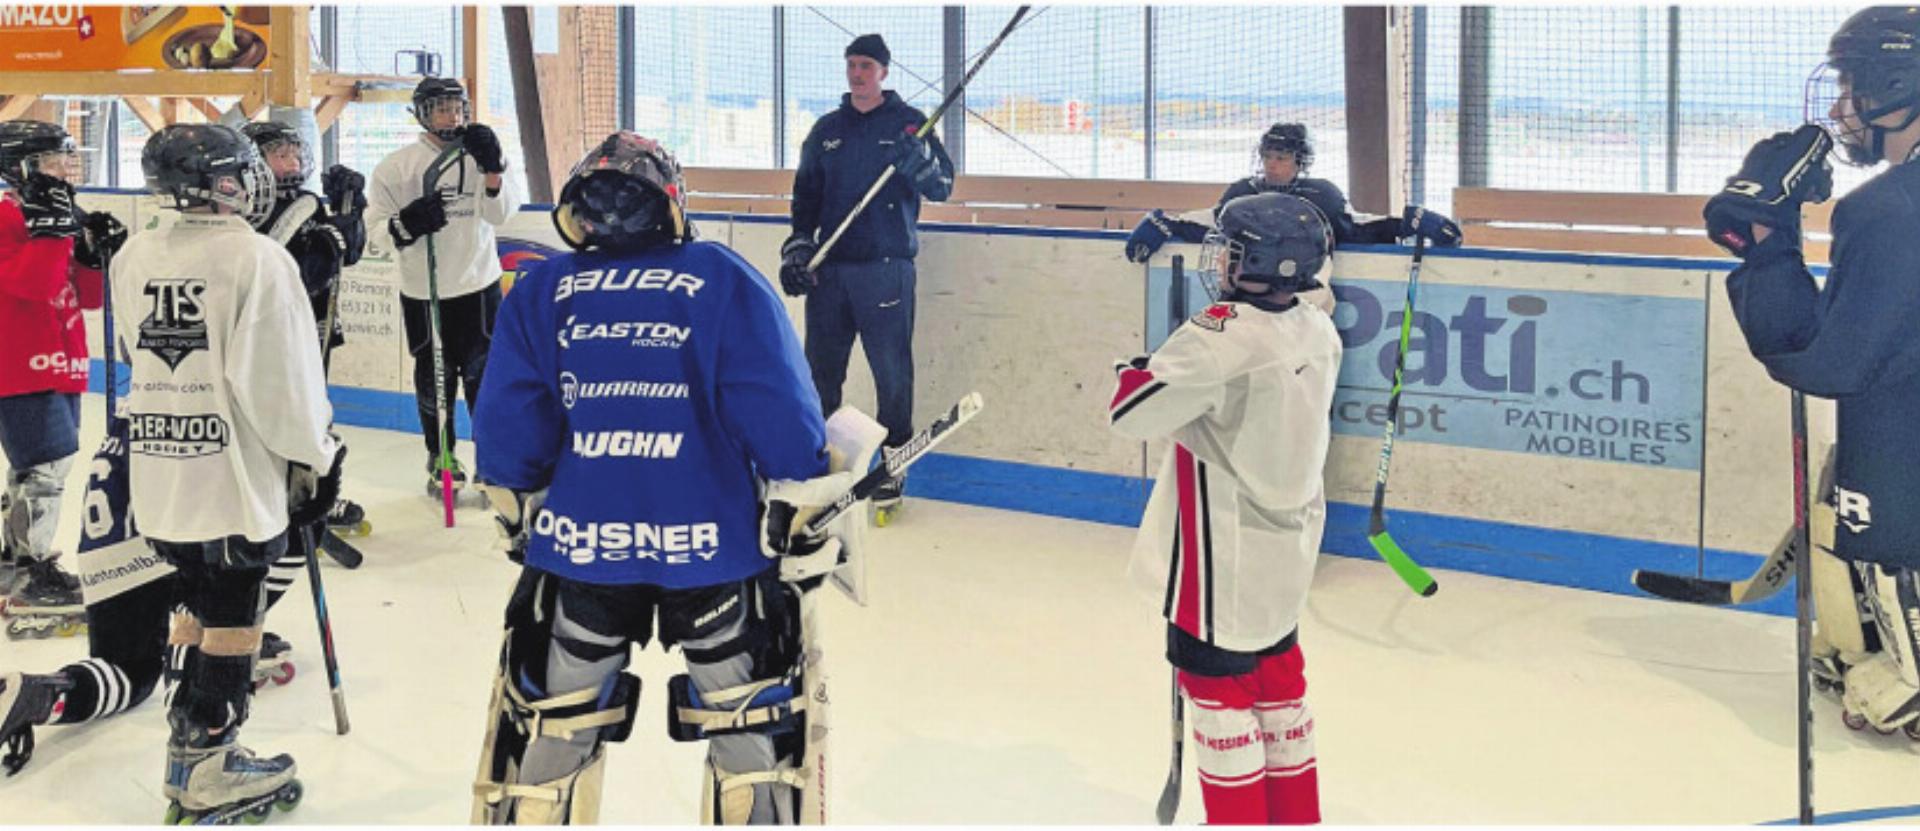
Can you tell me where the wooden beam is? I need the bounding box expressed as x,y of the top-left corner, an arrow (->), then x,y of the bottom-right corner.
120,97 -> 165,132
0,71 -> 268,98
163,98 -> 191,126
268,6 -> 313,107
0,95 -> 41,122
313,95 -> 351,132
186,98 -> 224,122
237,88 -> 267,121
463,7 -> 487,123
504,6 -> 553,203
1343,6 -> 1394,215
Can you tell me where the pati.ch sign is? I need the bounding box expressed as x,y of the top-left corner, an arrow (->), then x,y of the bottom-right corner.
0,6 -> 271,72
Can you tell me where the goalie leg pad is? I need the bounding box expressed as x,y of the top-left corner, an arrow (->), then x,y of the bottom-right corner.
1811,503 -> 1879,658
664,576 -> 814,824
473,572 -> 643,825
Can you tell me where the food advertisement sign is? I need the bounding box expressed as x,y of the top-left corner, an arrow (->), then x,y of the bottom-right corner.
0,6 -> 272,72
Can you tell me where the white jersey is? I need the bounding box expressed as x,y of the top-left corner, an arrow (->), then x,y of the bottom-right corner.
1108,298 -> 1342,652
366,134 -> 523,300
109,214 -> 339,544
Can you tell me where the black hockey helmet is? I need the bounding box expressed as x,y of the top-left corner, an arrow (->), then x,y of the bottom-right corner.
1259,122 -> 1314,173
0,119 -> 78,189
552,131 -> 692,253
1201,192 -> 1333,300
240,120 -> 313,193
1809,7 -> 1920,165
411,77 -> 470,141
141,124 -> 275,228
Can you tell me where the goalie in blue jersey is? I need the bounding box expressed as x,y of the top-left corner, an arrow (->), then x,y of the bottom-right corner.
471,132 -> 881,824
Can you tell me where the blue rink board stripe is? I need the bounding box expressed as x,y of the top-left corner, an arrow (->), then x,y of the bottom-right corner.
91,358 -> 1787,618
1762,803 -> 1920,825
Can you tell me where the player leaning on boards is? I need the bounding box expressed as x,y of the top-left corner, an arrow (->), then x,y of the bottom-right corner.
1110,192 -> 1342,824
366,77 -> 523,504
0,119 -> 123,640
1124,122 -> 1462,309
108,123 -> 344,823
1704,5 -> 1920,741
778,33 -> 955,526
471,132 -> 873,824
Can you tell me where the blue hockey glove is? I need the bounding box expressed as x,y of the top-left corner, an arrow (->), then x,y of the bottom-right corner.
1126,210 -> 1174,263
1400,206 -> 1462,247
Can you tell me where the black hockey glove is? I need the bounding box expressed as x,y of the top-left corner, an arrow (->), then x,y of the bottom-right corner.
888,128 -> 949,200
461,124 -> 507,175
73,212 -> 127,270
780,234 -> 819,297
1400,206 -> 1462,247
391,192 -> 450,247
1703,124 -> 1834,259
1126,210 -> 1174,263
289,444 -> 347,528
322,164 -> 367,217
18,173 -> 80,239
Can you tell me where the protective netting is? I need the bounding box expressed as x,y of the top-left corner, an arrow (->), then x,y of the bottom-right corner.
1408,5 -> 1868,215
784,7 -> 945,168
633,7 -> 778,169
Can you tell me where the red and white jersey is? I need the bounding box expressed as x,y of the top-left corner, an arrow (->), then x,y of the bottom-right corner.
109,214 -> 339,544
0,194 -> 101,397
1109,299 -> 1342,652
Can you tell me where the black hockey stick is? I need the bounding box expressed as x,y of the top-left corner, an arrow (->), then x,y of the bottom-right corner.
807,6 -> 1031,270
801,392 -> 985,537
1155,669 -> 1184,825
299,518 -> 350,736
1629,445 -> 1835,606
1367,238 -> 1439,596
314,255 -> 364,570
1790,391 -> 1814,825
423,142 -> 469,527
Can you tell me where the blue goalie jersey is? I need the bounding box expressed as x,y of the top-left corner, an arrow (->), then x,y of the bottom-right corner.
475,240 -> 830,589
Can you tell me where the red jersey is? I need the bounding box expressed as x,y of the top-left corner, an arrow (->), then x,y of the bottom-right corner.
0,194 -> 101,397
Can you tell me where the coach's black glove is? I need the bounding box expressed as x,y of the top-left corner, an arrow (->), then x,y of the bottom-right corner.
1400,206 -> 1462,247
74,212 -> 126,270
18,173 -> 80,239
391,191 -> 450,247
1704,124 -> 1834,259
461,124 -> 506,175
780,234 -> 819,297
889,128 -> 948,200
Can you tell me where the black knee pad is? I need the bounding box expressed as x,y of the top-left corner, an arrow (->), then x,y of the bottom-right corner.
664,574 -> 806,747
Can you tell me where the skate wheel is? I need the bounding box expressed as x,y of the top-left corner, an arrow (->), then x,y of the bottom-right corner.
1844,710 -> 1870,731
1875,723 -> 1898,736
351,520 -> 371,537
274,664 -> 295,686
277,781 -> 303,809
241,803 -> 272,824
874,506 -> 897,527
164,803 -> 184,824
57,621 -> 85,637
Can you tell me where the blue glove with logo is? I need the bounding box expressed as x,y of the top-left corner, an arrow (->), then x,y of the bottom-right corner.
1400,206 -> 1462,247
1126,210 -> 1174,263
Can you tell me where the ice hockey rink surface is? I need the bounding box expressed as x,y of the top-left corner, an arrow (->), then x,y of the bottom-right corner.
5,397 -> 1920,824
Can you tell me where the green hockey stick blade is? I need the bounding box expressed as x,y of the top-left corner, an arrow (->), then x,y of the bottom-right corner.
1368,530 -> 1439,597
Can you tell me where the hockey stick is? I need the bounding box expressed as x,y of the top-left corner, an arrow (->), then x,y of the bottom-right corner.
1629,445 -> 1835,606
806,6 -> 1031,270
1367,238 -> 1440,597
314,244 -> 363,570
1154,668 -> 1184,825
801,392 -> 985,537
423,143 -> 468,528
298,516 -> 350,735
1790,391 -> 1814,825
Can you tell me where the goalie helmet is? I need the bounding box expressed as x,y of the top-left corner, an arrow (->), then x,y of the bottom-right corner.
1259,122 -> 1314,173
552,131 -> 691,252
1200,192 -> 1332,301
240,120 -> 314,193
411,77 -> 471,142
0,119 -> 78,189
1809,6 -> 1920,166
141,124 -> 276,228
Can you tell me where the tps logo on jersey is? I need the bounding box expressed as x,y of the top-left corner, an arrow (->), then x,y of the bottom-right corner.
1836,486 -> 1874,534
137,279 -> 209,371
558,371 -> 689,409
127,413 -> 230,459
1190,304 -> 1238,333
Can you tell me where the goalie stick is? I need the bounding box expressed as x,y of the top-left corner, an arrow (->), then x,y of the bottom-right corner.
808,6 -> 1031,270
1629,444 -> 1835,606
800,392 -> 984,537
1367,238 -> 1439,597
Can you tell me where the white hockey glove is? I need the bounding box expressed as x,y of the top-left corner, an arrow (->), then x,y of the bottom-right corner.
482,483 -> 546,565
760,467 -> 858,586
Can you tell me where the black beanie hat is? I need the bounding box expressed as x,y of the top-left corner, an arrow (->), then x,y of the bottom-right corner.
846,34 -> 890,67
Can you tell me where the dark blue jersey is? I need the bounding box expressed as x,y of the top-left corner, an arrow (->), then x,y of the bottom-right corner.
475,240 -> 830,588
791,91 -> 954,264
1725,160 -> 1920,569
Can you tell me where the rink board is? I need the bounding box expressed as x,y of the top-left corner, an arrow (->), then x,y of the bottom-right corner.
78,192 -> 1820,615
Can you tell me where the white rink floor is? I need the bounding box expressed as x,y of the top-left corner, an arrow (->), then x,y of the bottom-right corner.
5,394 -> 1920,824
